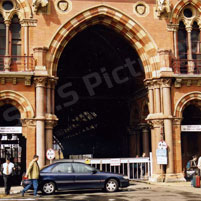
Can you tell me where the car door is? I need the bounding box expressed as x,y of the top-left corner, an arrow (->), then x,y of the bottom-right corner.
72,163 -> 103,189
51,162 -> 76,190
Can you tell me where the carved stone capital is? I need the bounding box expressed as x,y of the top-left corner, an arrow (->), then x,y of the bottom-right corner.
153,80 -> 161,89
167,24 -> 179,32
148,119 -> 164,128
161,78 -> 172,88
21,19 -> 38,27
173,118 -> 182,126
21,118 -> 36,127
34,77 -> 47,87
145,80 -> 154,90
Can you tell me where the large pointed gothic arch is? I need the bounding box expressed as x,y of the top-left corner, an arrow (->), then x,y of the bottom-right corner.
171,0 -> 201,24
47,5 -> 159,78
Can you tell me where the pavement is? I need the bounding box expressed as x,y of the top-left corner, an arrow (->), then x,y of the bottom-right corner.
0,181 -> 200,197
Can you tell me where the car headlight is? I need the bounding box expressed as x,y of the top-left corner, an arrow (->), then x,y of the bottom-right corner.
123,176 -> 129,180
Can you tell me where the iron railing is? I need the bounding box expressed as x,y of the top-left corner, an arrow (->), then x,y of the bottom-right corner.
172,59 -> 201,74
0,55 -> 35,72
56,157 -> 152,181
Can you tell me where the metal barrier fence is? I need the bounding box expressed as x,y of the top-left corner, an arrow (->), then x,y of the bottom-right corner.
61,157 -> 152,180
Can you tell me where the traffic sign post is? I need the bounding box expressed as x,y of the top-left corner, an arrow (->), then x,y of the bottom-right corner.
46,148 -> 55,164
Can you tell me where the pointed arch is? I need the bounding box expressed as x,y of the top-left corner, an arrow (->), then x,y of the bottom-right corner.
47,5 -> 159,79
16,0 -> 32,18
171,0 -> 201,24
0,90 -> 34,119
174,92 -> 201,118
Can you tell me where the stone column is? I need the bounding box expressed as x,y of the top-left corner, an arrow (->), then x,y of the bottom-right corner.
34,77 -> 47,168
45,119 -> 54,165
4,20 -> 11,71
51,79 -> 56,114
128,128 -> 137,157
146,81 -> 154,114
149,119 -> 164,181
186,26 -> 194,73
154,81 -> 161,113
142,126 -> 150,157
173,26 -> 179,58
173,118 -> 183,174
46,79 -> 52,114
161,79 -> 174,177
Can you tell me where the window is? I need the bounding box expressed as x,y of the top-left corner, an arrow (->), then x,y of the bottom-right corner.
72,163 -> 94,173
0,15 -> 5,56
2,1 -> 13,11
52,163 -> 73,173
178,21 -> 187,60
191,21 -> 200,60
10,15 -> 21,57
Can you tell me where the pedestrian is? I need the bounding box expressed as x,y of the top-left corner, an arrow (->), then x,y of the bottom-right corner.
197,155 -> 201,176
2,157 -> 15,195
21,155 -> 40,197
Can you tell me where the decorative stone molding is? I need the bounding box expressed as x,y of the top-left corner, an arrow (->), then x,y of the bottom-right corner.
144,80 -> 154,90
32,0 -> 49,14
174,78 -> 182,88
167,24 -> 179,32
34,77 -> 47,87
174,77 -> 201,88
146,113 -> 165,128
161,78 -> 172,88
133,2 -> 149,17
156,0 -> 171,18
173,118 -> 182,126
21,118 -> 36,127
0,72 -> 32,86
21,19 -> 38,27
55,0 -> 72,14
148,119 -> 164,129
45,114 -> 58,129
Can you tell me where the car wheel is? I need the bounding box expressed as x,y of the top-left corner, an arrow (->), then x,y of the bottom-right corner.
105,179 -> 119,192
42,181 -> 55,195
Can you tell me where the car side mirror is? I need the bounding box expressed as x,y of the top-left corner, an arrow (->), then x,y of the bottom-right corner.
92,170 -> 97,174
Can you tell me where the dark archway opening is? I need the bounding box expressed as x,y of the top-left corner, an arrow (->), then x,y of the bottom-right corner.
0,104 -> 26,185
181,103 -> 201,171
54,24 -> 145,159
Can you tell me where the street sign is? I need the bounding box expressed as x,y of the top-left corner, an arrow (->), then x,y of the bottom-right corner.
46,148 -> 55,160
156,149 -> 167,165
158,141 -> 167,149
85,159 -> 91,164
0,127 -> 22,133
110,159 -> 121,166
181,125 -> 201,132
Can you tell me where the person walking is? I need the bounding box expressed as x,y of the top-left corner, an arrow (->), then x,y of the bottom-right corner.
197,155 -> 201,176
2,157 -> 15,195
21,155 -> 40,197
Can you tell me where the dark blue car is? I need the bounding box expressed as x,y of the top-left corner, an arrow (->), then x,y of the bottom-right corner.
29,161 -> 129,194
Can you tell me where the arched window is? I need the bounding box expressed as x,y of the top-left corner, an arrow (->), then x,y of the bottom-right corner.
10,15 -> 21,57
178,21 -> 187,60
0,14 -> 5,56
191,21 -> 200,60
0,14 -> 5,70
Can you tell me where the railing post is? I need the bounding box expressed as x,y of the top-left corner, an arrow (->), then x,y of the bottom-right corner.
127,160 -> 130,179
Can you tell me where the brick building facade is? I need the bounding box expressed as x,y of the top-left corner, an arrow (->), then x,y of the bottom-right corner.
0,0 -> 200,182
